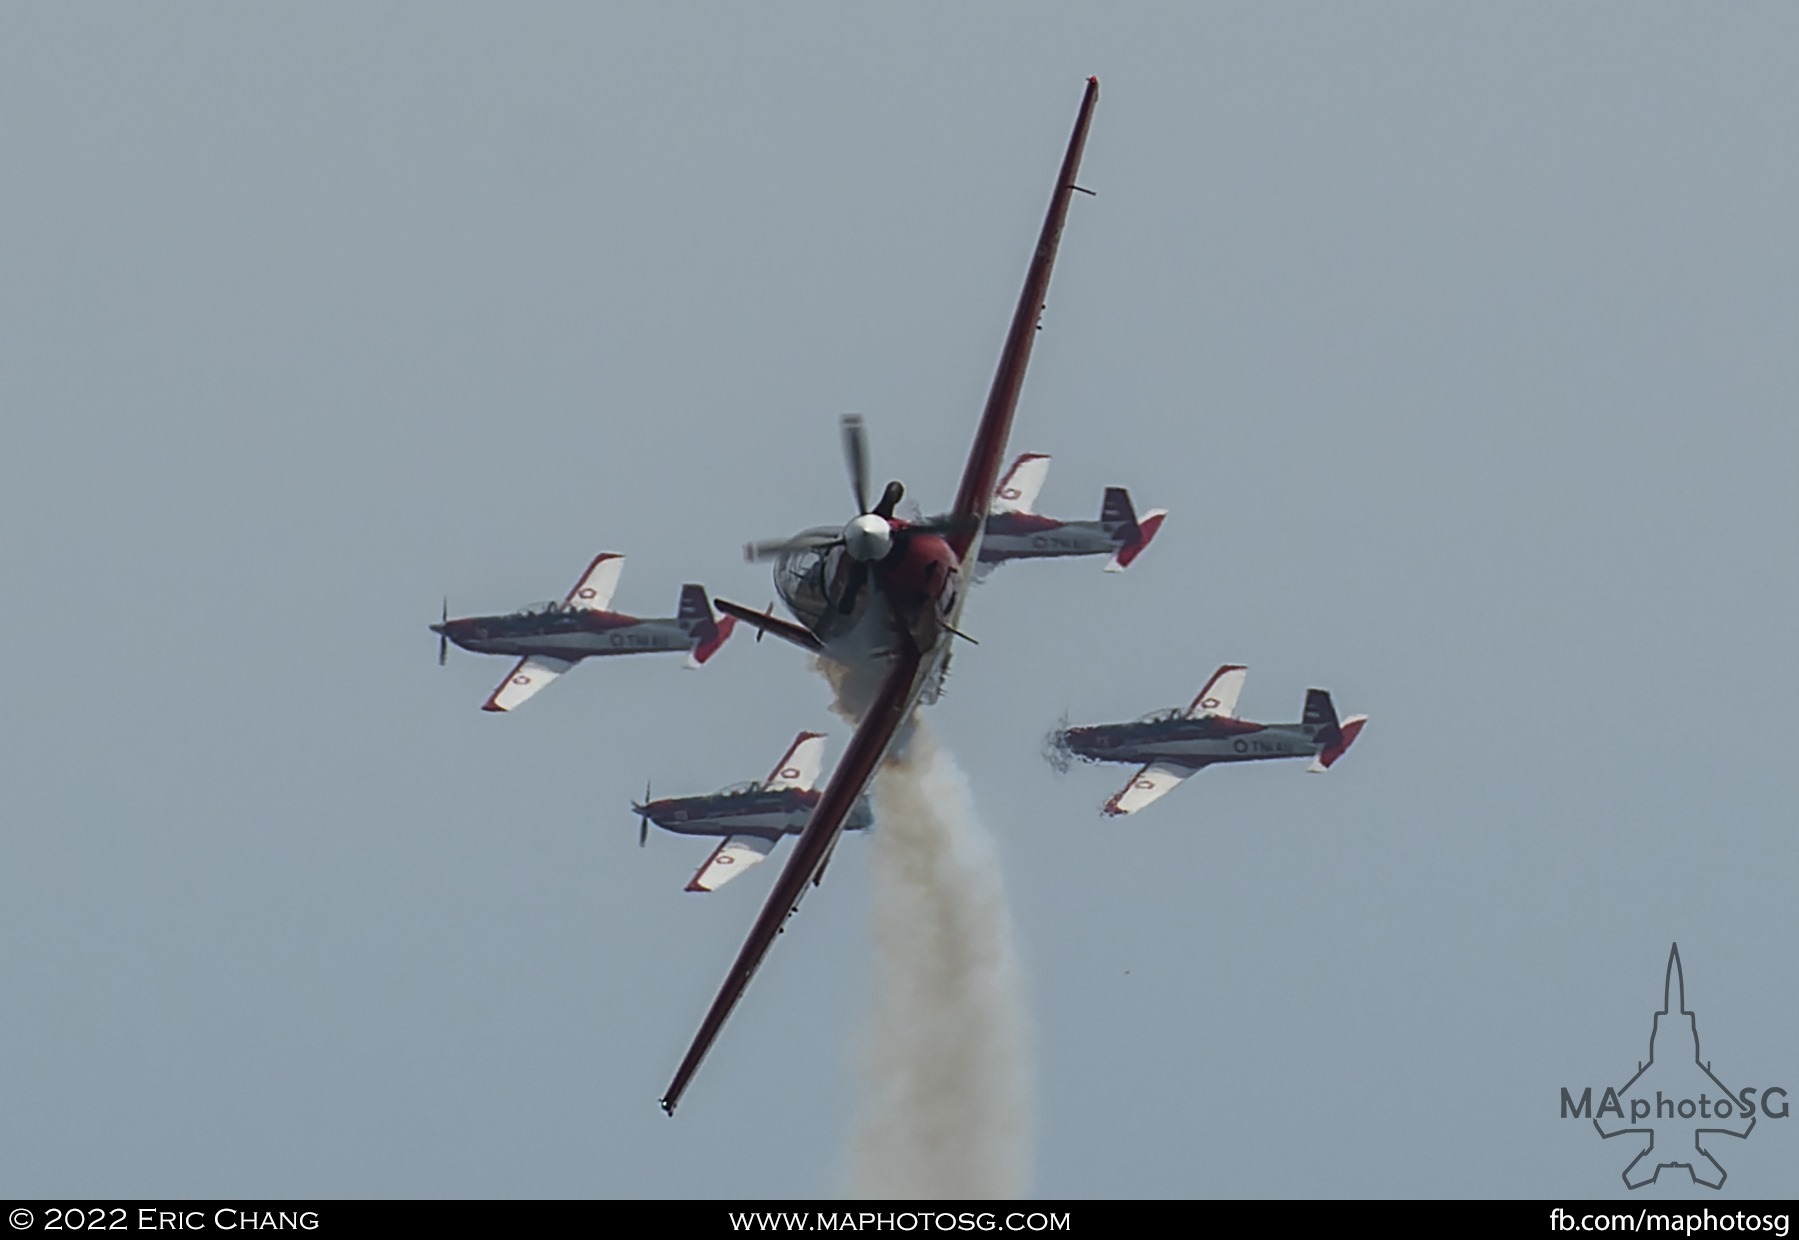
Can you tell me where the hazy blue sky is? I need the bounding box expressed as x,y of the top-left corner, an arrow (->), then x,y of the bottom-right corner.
3,4 -> 1794,1198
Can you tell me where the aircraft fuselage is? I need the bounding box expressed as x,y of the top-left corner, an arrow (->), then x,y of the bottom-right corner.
1057,716 -> 1328,766
639,788 -> 876,839
773,526 -> 964,669
436,610 -> 692,660
977,514 -> 1126,563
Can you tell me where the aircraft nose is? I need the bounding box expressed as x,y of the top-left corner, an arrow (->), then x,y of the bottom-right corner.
429,622 -> 447,635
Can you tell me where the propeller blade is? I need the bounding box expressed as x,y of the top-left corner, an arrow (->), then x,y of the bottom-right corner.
836,561 -> 869,615
841,414 -> 871,514
745,534 -> 840,563
639,780 -> 652,847
438,597 -> 449,666
872,480 -> 905,520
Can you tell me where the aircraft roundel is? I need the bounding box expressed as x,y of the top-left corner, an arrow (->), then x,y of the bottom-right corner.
781,767 -> 801,779
1000,487 -> 1021,500
718,855 -> 734,865
1202,697 -> 1220,709
578,587 -> 597,599
1135,778 -> 1155,790
513,675 -> 531,685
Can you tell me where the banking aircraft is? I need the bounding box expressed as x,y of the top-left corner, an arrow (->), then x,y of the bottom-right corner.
431,553 -> 735,712
632,732 -> 874,893
1049,664 -> 1368,816
659,77 -> 1103,1115
970,452 -> 1166,579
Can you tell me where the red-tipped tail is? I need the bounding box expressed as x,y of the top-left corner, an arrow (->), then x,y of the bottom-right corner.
687,614 -> 736,668
1310,715 -> 1367,772
1105,509 -> 1166,572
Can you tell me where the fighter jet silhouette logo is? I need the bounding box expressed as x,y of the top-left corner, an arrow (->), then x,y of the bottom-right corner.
1594,944 -> 1756,1189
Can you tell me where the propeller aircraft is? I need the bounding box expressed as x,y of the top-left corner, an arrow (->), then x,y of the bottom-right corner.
631,732 -> 874,893
1049,664 -> 1369,816
432,553 -> 735,712
660,76 -> 1102,1115
969,451 -> 1167,580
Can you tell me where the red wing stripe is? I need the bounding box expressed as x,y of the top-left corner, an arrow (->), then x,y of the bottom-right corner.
949,77 -> 1100,555
564,552 -> 623,605
660,645 -> 924,1115
764,731 -> 827,786
480,658 -> 532,712
685,839 -> 732,893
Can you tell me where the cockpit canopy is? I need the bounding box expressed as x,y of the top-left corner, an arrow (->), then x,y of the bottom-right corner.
512,600 -> 572,617
1135,707 -> 1186,724
716,780 -> 763,796
772,527 -> 842,633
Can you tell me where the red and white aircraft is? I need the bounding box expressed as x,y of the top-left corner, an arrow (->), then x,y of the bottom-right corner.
631,732 -> 874,893
659,77 -> 1102,1115
971,452 -> 1166,579
431,553 -> 735,712
1049,664 -> 1368,816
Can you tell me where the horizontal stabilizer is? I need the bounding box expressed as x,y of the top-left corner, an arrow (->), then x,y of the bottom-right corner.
681,585 -> 735,667
1309,714 -> 1367,772
1104,509 -> 1165,572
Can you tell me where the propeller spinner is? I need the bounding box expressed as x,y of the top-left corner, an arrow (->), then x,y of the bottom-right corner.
744,415 -> 911,614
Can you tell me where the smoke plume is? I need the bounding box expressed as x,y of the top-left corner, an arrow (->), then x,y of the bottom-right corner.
842,721 -> 1034,1198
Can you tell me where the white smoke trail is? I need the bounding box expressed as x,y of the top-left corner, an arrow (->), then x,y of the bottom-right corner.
843,722 -> 1034,1198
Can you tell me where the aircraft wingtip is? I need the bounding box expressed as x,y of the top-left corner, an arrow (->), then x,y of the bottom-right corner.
659,1098 -> 676,1116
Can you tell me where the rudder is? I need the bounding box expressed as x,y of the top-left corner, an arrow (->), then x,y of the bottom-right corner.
1302,688 -> 1341,746
1100,486 -> 1141,541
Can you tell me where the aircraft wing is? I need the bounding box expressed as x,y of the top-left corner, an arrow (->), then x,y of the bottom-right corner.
764,732 -> 828,792
661,644 -> 924,1115
947,78 -> 1100,568
685,835 -> 779,893
564,553 -> 625,612
1186,665 -> 1247,719
990,453 -> 1051,515
481,655 -> 576,712
1102,760 -> 1209,817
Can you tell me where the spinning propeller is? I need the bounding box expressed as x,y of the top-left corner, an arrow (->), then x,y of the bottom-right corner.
743,415 -> 966,615
436,598 -> 449,666
631,780 -> 653,847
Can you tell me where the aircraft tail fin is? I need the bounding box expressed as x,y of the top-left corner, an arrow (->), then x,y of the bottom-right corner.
1303,688 -> 1365,771
1302,688 -> 1341,741
1101,487 -> 1165,572
1100,486 -> 1140,537
679,585 -> 735,667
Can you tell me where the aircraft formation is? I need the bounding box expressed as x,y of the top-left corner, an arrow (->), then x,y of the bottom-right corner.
431,77 -> 1366,1115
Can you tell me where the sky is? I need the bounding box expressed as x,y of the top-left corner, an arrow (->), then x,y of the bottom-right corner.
2,3 -> 1795,1200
